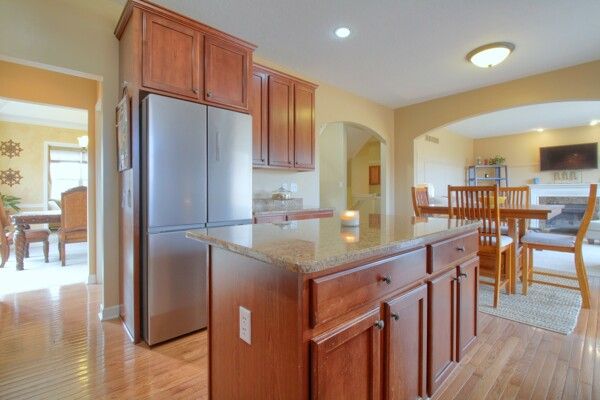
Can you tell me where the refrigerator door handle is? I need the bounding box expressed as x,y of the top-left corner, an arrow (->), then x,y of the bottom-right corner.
215,130 -> 221,161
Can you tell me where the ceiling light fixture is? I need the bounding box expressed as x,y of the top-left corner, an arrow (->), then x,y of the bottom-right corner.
536,128 -> 544,133
334,27 -> 351,38
466,42 -> 515,68
591,120 -> 599,126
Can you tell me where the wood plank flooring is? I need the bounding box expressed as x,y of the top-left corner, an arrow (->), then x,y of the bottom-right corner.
1,277 -> 600,399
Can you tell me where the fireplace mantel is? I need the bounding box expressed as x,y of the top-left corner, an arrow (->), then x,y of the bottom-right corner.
529,184 -> 596,204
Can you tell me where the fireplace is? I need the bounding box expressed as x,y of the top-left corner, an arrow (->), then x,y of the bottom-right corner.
538,196 -> 598,234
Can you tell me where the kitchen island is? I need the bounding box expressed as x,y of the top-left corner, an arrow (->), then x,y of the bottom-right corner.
187,215 -> 481,399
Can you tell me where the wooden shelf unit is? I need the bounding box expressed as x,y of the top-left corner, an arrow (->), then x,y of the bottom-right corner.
467,164 -> 508,187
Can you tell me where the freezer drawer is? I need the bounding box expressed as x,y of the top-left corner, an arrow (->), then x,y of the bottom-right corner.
144,94 -> 208,228
145,230 -> 207,345
207,106 -> 253,224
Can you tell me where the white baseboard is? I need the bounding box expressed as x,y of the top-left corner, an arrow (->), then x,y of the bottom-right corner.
87,274 -> 97,284
98,304 -> 120,321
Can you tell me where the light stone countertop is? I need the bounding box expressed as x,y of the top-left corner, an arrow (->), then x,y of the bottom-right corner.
187,215 -> 481,274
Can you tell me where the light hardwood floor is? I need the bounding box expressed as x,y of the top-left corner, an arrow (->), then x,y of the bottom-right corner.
1,278 -> 599,399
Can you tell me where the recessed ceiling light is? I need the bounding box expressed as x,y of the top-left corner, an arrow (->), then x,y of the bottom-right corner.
536,128 -> 544,132
466,42 -> 515,68
591,120 -> 599,126
334,27 -> 351,38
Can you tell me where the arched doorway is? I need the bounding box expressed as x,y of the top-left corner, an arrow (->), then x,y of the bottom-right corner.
319,121 -> 387,215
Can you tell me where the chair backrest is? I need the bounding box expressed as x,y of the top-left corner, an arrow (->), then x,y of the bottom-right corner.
498,186 -> 530,208
61,186 -> 87,232
411,186 -> 429,217
448,185 -> 501,248
576,184 -> 598,247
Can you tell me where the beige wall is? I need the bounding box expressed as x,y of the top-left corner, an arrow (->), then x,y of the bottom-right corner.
253,56 -> 396,213
0,0 -> 120,315
349,140 -> 381,197
318,123 -> 347,211
474,125 -> 600,186
395,60 -> 600,216
0,121 -> 84,208
414,129 -> 474,197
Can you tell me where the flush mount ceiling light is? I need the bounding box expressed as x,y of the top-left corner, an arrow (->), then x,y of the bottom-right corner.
334,27 -> 351,38
591,120 -> 599,126
466,42 -> 515,68
536,128 -> 544,132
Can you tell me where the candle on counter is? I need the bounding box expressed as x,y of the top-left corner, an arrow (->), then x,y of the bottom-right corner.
340,227 -> 360,243
340,210 -> 360,227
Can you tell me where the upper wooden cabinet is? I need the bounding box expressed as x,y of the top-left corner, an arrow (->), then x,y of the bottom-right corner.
205,36 -> 250,110
117,0 -> 255,112
142,13 -> 202,99
250,64 -> 317,170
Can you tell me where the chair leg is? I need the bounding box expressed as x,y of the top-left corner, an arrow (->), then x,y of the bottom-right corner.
528,248 -> 534,286
25,243 -> 30,258
60,241 -> 66,267
493,252 -> 502,308
0,243 -> 9,268
522,245 -> 529,295
43,240 -> 49,263
506,245 -> 513,295
574,250 -> 591,309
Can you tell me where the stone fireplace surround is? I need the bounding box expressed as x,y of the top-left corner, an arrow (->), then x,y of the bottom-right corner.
529,184 -> 599,233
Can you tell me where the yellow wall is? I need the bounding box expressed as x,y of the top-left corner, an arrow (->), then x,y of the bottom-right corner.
395,60 -> 600,216
0,121 -> 85,208
474,125 -> 600,185
319,123 -> 347,212
253,56 -> 396,213
349,140 -> 381,197
414,129 -> 474,197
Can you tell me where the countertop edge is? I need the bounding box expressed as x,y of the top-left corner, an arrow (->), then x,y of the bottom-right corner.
187,221 -> 481,274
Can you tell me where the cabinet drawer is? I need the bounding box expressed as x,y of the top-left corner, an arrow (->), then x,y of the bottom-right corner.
310,248 -> 427,327
287,210 -> 333,221
428,232 -> 478,274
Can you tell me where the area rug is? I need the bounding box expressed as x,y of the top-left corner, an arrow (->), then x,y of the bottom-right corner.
479,274 -> 582,335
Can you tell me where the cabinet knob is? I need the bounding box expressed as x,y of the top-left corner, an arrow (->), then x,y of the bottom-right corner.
193,88 -> 198,94
380,275 -> 392,285
456,246 -> 465,252
374,320 -> 385,330
391,313 -> 400,321
206,91 -> 212,98
261,158 -> 265,162
459,272 -> 468,279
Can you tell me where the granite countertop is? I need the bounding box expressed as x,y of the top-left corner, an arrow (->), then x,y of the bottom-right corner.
187,215 -> 480,274
253,207 -> 334,217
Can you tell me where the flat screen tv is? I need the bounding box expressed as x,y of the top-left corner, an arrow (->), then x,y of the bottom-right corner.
540,143 -> 598,171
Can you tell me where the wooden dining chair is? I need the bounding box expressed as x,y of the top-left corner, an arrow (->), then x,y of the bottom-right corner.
0,201 -> 50,267
411,186 -> 430,217
448,185 -> 513,308
58,186 -> 87,266
521,184 -> 597,308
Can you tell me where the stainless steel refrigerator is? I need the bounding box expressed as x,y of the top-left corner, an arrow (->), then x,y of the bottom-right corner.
141,94 -> 252,345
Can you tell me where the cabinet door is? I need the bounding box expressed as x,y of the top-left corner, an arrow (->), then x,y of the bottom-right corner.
142,12 -> 201,99
293,83 -> 315,169
204,35 -> 250,110
384,284 -> 427,400
456,258 -> 479,361
267,74 -> 294,167
311,308 -> 383,400
250,68 -> 268,165
427,268 -> 457,397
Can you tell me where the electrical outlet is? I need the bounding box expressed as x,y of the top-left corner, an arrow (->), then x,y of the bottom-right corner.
290,182 -> 298,193
239,306 -> 251,345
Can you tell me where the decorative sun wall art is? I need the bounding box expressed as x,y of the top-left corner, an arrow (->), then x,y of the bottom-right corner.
0,168 -> 23,187
0,140 -> 23,158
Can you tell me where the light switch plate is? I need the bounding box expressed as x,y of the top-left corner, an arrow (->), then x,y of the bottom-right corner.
290,182 -> 298,193
239,306 -> 251,345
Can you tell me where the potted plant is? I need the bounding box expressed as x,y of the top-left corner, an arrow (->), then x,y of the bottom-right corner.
490,155 -> 506,165
1,194 -> 21,213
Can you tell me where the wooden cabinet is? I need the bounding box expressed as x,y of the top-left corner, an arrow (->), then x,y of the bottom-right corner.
253,213 -> 286,224
142,12 -> 201,99
286,209 -> 333,221
369,165 -> 381,186
311,308 -> 383,400
293,83 -> 315,169
384,284 -> 427,400
457,258 -> 479,361
268,74 -> 294,167
250,68 -> 268,165
251,64 -> 317,170
204,35 -> 250,110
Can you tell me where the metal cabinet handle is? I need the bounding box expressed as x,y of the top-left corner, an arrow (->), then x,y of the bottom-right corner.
215,131 -> 220,161
456,246 -> 465,252
391,313 -> 400,321
206,91 -> 212,98
374,320 -> 385,330
459,272 -> 468,279
380,275 -> 392,285
193,88 -> 198,94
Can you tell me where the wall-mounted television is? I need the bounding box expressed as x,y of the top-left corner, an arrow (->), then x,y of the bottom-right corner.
540,143 -> 598,171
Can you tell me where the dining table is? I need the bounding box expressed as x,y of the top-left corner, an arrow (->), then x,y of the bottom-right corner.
11,210 -> 61,271
419,203 -> 564,293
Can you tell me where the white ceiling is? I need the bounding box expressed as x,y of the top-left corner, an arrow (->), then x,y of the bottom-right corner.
150,0 -> 600,107
0,98 -> 88,130
445,101 -> 600,138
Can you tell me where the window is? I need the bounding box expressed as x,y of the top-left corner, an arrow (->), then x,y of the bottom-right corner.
48,146 -> 87,200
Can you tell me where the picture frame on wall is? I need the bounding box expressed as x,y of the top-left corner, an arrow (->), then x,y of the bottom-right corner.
116,92 -> 132,172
